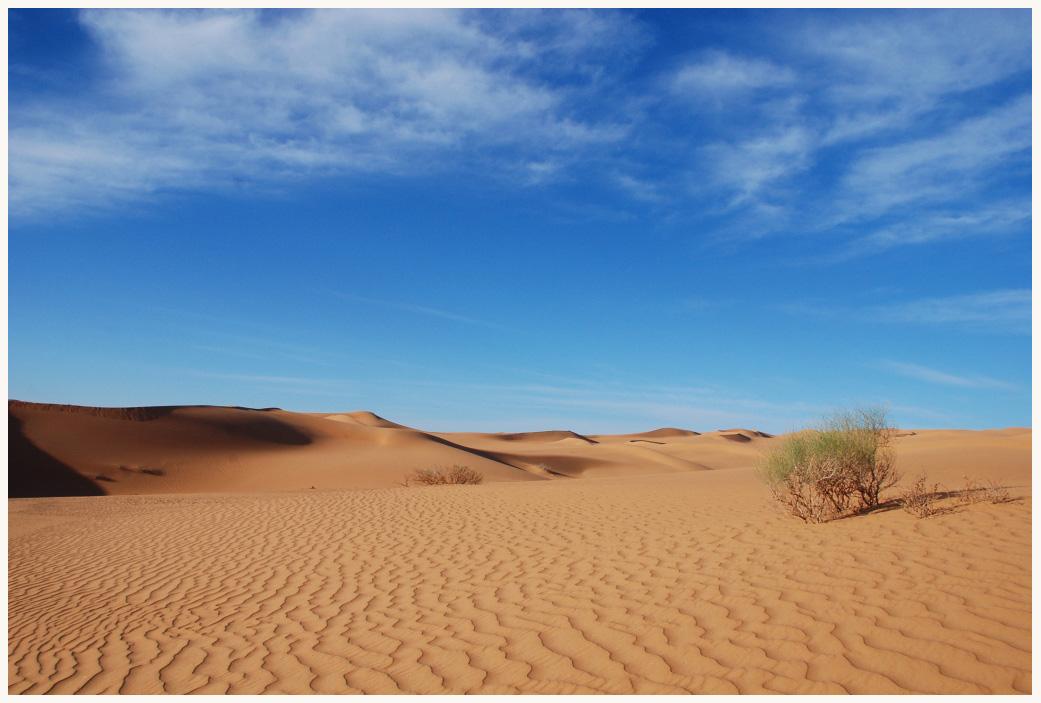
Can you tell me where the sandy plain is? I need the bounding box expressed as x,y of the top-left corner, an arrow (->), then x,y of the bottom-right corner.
8,401 -> 1032,694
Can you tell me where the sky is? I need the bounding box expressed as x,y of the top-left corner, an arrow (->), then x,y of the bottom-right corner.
7,8 -> 1033,434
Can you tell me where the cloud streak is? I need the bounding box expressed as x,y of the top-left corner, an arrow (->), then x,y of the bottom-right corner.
872,289 -> 1031,335
878,361 -> 1018,390
774,288 -> 1031,336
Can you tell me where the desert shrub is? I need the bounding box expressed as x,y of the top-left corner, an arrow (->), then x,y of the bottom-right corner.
960,475 -> 1012,505
984,478 -> 1012,504
959,474 -> 985,504
405,464 -> 483,486
899,472 -> 947,518
756,404 -> 900,523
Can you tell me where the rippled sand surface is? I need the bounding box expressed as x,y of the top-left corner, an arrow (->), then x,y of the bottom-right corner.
9,464 -> 1031,694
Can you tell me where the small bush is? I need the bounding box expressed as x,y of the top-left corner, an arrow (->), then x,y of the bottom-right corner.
756,404 -> 900,523
960,475 -> 1012,505
984,478 -> 1012,504
959,474 -> 986,504
405,464 -> 483,486
900,472 -> 947,518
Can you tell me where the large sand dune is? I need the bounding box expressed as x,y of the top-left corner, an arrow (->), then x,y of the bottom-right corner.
9,401 -> 781,496
8,401 -> 1031,694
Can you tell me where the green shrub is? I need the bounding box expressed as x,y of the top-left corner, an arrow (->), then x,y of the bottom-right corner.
757,405 -> 900,523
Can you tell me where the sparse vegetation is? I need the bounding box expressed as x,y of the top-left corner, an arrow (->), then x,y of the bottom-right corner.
984,478 -> 1013,504
405,464 -> 483,486
756,404 -> 900,523
960,475 -> 1012,505
899,472 -> 947,518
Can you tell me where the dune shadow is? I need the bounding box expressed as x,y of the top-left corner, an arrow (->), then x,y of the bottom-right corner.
9,415 -> 105,497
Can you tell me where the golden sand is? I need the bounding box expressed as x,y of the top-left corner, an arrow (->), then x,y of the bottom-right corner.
8,402 -> 1031,694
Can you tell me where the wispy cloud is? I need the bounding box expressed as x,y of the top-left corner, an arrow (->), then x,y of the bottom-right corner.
878,361 -> 1018,390
831,95 -> 1030,227
810,10 -> 1030,136
702,125 -> 813,207
872,289 -> 1031,335
10,9 -> 639,221
659,10 -> 1029,256
774,288 -> 1031,336
836,203 -> 1031,260
10,9 -> 1029,267
672,51 -> 794,98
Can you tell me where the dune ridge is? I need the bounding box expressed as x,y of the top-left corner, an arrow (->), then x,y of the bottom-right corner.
8,399 -> 175,422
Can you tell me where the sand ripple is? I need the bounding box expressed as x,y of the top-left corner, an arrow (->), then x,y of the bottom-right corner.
8,471 -> 1031,694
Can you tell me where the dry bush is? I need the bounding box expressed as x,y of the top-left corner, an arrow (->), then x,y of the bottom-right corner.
899,473 -> 947,518
763,466 -> 848,523
984,477 -> 1012,504
959,474 -> 986,504
961,474 -> 1012,505
405,464 -> 483,486
757,404 -> 900,523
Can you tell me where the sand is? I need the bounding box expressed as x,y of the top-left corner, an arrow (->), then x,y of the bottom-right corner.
8,402 -> 1032,694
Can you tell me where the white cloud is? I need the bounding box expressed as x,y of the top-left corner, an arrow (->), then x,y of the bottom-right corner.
613,172 -> 663,202
809,10 -> 1030,143
841,202 -> 1031,257
672,51 -> 794,97
10,8 -> 1030,267
10,9 -> 636,220
671,11 -> 1029,254
702,125 -> 812,206
834,95 -> 1030,224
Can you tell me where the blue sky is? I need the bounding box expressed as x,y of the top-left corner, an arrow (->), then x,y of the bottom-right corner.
8,8 -> 1032,434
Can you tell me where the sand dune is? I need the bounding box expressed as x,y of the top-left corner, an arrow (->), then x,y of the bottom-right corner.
8,401 -> 1032,694
9,401 -> 779,496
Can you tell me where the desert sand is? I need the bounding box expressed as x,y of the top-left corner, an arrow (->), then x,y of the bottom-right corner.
8,401 -> 1032,694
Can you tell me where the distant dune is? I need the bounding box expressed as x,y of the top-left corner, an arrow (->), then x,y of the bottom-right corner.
8,400 -> 1031,694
